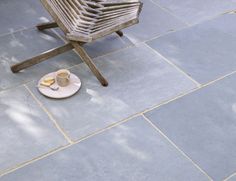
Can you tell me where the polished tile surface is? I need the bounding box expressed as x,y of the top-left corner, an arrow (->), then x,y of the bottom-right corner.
147,14 -> 236,84
0,28 -> 81,91
1,0 -> 236,180
145,74 -> 236,180
0,116 -> 209,181
0,0 -> 50,35
0,86 -> 67,173
152,0 -> 236,24
27,44 -> 196,140
123,0 -> 186,43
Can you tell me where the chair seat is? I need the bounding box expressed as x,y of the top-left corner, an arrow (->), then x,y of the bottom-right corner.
47,0 -> 142,42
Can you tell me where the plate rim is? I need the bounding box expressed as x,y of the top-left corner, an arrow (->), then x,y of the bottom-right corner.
37,72 -> 81,99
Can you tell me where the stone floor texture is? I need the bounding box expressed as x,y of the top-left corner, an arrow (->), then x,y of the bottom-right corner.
0,0 -> 236,181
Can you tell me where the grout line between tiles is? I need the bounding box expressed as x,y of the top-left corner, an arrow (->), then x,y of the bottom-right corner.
142,27 -> 188,44
0,8 -> 230,96
0,28 -> 134,95
146,27 -> 185,43
92,43 -> 134,61
1,10 -> 236,178
0,27 -> 28,39
0,2 -> 231,43
0,114 -> 138,178
149,0 -> 190,26
0,144 -> 71,177
72,114 -> 139,143
1,69 -> 236,178
142,114 -> 213,181
189,10 -> 236,27
144,43 -> 201,87
141,69 -> 236,114
140,10 -> 234,45
223,172 -> 236,181
149,0 -> 234,28
0,83 -> 30,95
23,84 -> 73,144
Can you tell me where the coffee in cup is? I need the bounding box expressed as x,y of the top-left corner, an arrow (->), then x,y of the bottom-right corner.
56,69 -> 70,87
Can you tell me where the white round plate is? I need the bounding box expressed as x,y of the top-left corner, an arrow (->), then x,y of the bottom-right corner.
38,72 -> 81,99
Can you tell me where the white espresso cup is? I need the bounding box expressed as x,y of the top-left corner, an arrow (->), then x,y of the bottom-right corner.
56,69 -> 70,87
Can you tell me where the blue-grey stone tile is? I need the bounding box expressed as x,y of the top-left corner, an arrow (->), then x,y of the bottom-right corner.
192,13 -> 236,38
123,0 -> 186,44
0,28 -> 81,91
227,175 -> 236,181
147,14 -> 236,84
84,34 -> 133,58
0,116 -> 209,181
27,43 -> 196,140
152,0 -> 236,24
0,86 -> 67,174
145,74 -> 236,181
0,0 -> 51,35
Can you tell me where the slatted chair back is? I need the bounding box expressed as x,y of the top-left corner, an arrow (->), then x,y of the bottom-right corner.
41,0 -> 142,42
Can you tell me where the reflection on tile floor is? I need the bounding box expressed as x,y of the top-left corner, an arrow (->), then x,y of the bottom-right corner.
147,13 -> 236,84
145,74 -> 236,181
1,0 -> 236,180
151,0 -> 236,24
0,86 -> 67,173
0,116 -> 209,181
27,44 -> 196,140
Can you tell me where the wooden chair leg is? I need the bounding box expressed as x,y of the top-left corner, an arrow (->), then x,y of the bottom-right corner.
36,21 -> 58,30
11,43 -> 73,73
72,42 -> 108,87
116,30 -> 123,37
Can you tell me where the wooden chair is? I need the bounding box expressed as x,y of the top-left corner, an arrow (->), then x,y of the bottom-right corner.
11,0 -> 143,86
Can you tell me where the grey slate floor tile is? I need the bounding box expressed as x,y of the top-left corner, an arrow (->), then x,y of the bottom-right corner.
27,43 -> 196,141
152,0 -> 236,24
193,13 -> 236,38
228,175 -> 236,181
84,34 -> 133,58
0,0 -> 51,35
145,74 -> 236,181
123,0 -> 186,44
147,14 -> 236,84
0,86 -> 67,173
0,28 -> 81,91
0,116 -> 209,181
